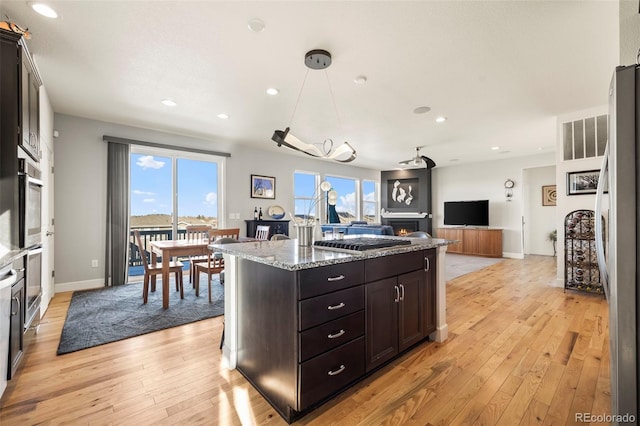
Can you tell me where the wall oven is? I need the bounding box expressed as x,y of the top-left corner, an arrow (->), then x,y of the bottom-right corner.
25,246 -> 41,330
19,158 -> 43,249
18,157 -> 42,330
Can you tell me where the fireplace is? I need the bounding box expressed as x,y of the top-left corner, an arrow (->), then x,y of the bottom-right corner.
388,220 -> 420,236
380,168 -> 433,235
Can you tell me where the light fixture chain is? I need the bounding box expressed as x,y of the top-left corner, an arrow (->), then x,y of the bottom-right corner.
324,70 -> 342,128
289,68 -> 310,127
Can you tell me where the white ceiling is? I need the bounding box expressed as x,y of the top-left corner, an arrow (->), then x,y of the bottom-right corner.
0,1 -> 619,170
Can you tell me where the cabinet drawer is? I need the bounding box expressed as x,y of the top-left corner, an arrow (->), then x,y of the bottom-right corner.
299,286 -> 364,331
299,336 -> 365,410
298,261 -> 364,300
299,311 -> 364,362
365,250 -> 424,282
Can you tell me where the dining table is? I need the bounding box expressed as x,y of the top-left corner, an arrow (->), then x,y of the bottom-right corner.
149,239 -> 210,309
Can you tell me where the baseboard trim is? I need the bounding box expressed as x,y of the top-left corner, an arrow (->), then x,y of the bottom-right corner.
502,252 -> 525,259
55,278 -> 105,293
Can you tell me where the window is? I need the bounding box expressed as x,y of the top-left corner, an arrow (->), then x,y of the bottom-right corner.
325,175 -> 358,223
294,171 -> 319,223
362,180 -> 378,223
129,146 -> 223,278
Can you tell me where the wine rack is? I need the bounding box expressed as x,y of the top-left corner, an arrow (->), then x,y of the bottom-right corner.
564,209 -> 603,294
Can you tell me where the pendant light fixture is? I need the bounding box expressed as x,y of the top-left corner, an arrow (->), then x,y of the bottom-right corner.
271,49 -> 357,163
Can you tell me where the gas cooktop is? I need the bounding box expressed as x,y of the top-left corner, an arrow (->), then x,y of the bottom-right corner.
313,237 -> 411,252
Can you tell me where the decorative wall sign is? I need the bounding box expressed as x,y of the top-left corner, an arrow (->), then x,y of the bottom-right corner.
542,185 -> 557,206
387,178 -> 419,207
250,174 -> 275,199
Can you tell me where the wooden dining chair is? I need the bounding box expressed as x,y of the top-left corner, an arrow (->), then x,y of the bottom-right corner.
185,224 -> 212,284
255,225 -> 270,240
134,230 -> 184,304
192,228 -> 240,302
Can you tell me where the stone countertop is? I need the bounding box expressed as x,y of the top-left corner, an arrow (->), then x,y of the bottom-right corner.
210,235 -> 453,271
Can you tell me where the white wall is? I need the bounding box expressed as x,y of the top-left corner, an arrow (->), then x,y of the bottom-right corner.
432,152 -> 556,258
620,0 -> 639,66
53,114 -> 378,290
555,105 -> 608,286
523,165 -> 556,256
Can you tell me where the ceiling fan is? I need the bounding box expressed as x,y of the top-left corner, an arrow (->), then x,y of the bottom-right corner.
398,146 -> 436,169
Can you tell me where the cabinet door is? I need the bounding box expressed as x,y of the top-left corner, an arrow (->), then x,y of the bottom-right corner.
398,270 -> 424,352
423,250 -> 437,335
20,60 -> 29,149
28,71 -> 39,154
365,277 -> 398,372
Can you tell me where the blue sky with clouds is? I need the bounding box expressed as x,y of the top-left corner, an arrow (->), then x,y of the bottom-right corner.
130,154 -> 218,217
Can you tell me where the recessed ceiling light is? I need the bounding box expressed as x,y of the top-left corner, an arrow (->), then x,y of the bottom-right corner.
247,18 -> 265,33
217,113 -> 229,119
435,116 -> 447,123
161,99 -> 177,107
266,88 -> 279,96
491,146 -> 500,151
413,106 -> 431,114
353,76 -> 367,84
30,2 -> 58,18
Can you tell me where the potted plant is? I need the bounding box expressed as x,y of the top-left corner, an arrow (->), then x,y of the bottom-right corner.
547,229 -> 557,256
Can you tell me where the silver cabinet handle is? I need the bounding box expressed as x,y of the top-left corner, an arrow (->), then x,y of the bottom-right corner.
394,285 -> 400,302
399,284 -> 405,301
327,302 -> 345,310
425,257 -> 430,271
327,275 -> 345,282
327,329 -> 345,339
11,296 -> 20,316
328,365 -> 346,376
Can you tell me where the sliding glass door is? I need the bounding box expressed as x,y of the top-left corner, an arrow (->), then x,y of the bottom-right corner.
129,147 -> 223,279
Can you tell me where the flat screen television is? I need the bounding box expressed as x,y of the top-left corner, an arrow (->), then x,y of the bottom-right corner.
444,200 -> 489,226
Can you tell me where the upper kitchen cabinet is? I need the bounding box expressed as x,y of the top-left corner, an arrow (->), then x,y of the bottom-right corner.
19,36 -> 42,162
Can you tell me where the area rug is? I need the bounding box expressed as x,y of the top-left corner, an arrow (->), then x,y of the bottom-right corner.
56,278 -> 224,355
445,253 -> 505,281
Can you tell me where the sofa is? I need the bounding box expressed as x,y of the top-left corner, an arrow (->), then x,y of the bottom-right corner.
321,221 -> 394,236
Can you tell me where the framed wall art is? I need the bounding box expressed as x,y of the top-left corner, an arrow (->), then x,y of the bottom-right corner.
566,170 -> 603,195
542,185 -> 557,206
250,174 -> 275,199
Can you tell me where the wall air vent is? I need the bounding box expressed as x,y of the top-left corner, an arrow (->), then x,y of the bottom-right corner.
562,115 -> 608,161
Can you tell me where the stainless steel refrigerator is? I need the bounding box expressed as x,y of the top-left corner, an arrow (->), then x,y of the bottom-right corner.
595,64 -> 639,420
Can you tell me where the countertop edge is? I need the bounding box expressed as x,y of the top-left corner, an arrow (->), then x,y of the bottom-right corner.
211,238 -> 454,271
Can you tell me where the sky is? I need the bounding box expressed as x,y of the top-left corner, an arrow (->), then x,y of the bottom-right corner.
130,153 -> 218,217
294,173 -> 377,219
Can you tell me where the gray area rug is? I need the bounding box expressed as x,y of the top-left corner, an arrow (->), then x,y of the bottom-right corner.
57,278 -> 224,355
445,253 -> 505,281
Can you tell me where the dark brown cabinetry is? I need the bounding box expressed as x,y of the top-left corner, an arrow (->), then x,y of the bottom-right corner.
0,30 -> 22,251
245,220 -> 289,239
423,249 -> 437,335
364,251 -> 430,371
19,38 -> 41,162
236,248 -> 437,423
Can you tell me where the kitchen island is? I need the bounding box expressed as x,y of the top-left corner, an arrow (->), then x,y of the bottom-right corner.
211,236 -> 451,423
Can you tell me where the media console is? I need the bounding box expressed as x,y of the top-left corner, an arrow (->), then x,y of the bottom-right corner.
436,227 -> 502,258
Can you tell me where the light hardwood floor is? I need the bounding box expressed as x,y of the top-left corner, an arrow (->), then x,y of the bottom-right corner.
0,255 -> 610,425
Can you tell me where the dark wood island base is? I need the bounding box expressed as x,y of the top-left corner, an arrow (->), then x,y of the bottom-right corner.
233,248 -> 439,423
